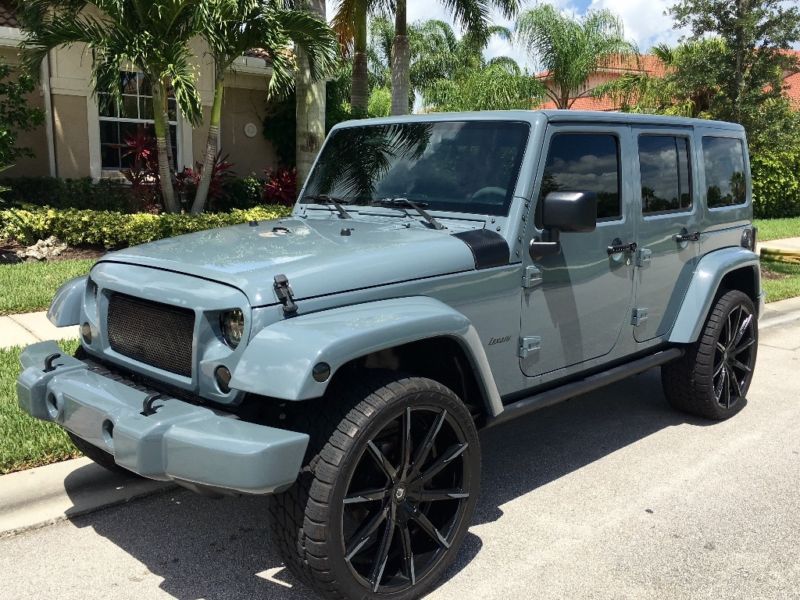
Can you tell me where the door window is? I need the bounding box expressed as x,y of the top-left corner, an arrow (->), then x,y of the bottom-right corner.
702,137 -> 746,208
539,133 -> 621,221
638,136 -> 692,214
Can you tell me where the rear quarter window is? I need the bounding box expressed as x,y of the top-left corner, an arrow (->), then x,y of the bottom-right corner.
702,136 -> 747,208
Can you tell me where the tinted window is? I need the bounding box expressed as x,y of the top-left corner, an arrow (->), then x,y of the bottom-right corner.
303,121 -> 530,216
639,136 -> 692,214
540,134 -> 621,220
703,137 -> 747,208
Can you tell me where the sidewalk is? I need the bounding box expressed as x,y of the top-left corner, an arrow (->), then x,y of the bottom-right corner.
0,312 -> 78,350
759,236 -> 800,263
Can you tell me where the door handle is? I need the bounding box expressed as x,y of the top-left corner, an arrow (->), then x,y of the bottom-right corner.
675,230 -> 700,243
607,240 -> 637,255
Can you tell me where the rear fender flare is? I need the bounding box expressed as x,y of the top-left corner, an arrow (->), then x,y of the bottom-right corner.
668,247 -> 761,344
229,296 -> 503,416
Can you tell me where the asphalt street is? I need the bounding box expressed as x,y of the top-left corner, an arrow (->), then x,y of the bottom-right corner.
1,321 -> 798,600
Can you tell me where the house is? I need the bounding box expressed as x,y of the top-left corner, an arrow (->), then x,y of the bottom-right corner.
0,1 -> 279,180
535,51 -> 800,111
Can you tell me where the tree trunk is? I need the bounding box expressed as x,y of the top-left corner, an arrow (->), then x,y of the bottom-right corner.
391,0 -> 410,115
152,84 -> 179,213
350,0 -> 369,115
296,0 -> 326,185
191,77 -> 224,214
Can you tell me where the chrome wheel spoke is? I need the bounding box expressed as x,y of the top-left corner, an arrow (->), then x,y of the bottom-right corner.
408,410 -> 446,480
732,313 -> 753,348
713,359 -> 725,378
400,407 -> 412,479
733,337 -> 756,355
345,503 -> 389,561
723,365 -> 732,408
731,358 -> 752,374
414,443 -> 468,486
714,363 -> 727,402
344,488 -> 391,505
367,441 -> 397,483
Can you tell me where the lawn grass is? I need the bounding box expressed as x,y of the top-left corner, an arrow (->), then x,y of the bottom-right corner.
0,259 -> 94,316
754,217 -> 800,242
0,340 -> 81,474
762,260 -> 800,303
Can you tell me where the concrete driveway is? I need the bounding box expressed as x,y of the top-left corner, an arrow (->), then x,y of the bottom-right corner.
1,322 -> 798,600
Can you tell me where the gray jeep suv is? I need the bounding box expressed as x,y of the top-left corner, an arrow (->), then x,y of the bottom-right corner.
17,110 -> 761,599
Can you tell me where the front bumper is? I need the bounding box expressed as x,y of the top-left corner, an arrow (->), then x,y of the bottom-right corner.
16,342 -> 309,495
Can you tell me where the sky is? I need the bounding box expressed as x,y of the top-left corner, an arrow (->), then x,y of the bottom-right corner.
327,0 -> 689,72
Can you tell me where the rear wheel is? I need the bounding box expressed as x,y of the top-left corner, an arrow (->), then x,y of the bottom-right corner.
269,374 -> 480,599
662,289 -> 758,419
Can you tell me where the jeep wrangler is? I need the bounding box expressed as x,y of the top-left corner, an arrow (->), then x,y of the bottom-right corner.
17,111 -> 761,599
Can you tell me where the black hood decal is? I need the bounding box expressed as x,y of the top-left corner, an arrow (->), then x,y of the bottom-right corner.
452,229 -> 509,270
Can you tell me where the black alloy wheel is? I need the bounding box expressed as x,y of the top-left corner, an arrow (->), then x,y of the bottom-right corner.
712,302 -> 757,410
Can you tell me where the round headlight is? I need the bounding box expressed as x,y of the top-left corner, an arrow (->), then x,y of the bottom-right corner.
220,309 -> 245,348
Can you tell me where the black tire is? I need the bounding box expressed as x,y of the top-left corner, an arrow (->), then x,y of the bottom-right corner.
67,431 -> 137,476
269,373 -> 481,600
662,289 -> 758,420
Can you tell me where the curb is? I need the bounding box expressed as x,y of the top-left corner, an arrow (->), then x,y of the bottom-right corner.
0,457 -> 172,538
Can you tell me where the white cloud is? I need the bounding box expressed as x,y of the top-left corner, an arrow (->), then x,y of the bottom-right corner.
588,0 -> 687,50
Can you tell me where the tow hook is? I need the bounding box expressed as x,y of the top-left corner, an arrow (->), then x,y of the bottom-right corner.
141,393 -> 164,417
43,353 -> 62,373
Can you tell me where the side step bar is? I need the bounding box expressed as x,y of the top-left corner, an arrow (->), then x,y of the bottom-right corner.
486,348 -> 684,428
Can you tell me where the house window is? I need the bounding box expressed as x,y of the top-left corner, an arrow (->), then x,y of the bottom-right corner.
98,72 -> 178,170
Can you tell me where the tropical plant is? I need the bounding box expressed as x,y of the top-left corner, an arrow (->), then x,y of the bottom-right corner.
515,5 -> 636,109
331,0 -> 371,114
670,0 -> 800,127
263,166 -> 297,205
20,0 -> 205,213
591,39 -> 726,118
388,0 -> 519,115
191,0 -> 337,213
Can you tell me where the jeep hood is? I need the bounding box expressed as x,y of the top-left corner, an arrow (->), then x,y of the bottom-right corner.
100,217 -> 485,305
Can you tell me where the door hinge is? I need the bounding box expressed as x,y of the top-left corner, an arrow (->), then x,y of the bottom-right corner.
519,336 -> 541,359
631,308 -> 649,326
635,247 -> 652,267
522,265 -> 542,289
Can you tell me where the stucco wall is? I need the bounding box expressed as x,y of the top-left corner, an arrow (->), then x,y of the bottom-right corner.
52,94 -> 90,178
0,46 -> 50,177
220,79 -> 277,177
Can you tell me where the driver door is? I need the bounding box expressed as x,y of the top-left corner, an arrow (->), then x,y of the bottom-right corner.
520,125 -> 636,378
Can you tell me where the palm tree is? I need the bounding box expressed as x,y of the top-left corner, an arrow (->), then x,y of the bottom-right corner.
21,0 -> 204,213
295,0 -> 328,184
389,0 -> 518,115
591,39 -> 725,118
332,0 -> 370,115
191,0 -> 337,213
515,5 -> 636,110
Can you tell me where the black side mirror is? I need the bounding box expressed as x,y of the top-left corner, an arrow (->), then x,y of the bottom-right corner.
529,191 -> 598,260
542,191 -> 597,232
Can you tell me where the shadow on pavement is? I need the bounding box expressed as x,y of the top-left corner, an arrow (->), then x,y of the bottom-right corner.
65,368 -> 709,599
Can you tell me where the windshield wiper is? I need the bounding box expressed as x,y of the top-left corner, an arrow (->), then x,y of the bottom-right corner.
302,194 -> 352,219
371,197 -> 446,230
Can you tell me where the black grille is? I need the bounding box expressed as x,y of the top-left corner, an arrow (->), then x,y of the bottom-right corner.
107,293 -> 195,377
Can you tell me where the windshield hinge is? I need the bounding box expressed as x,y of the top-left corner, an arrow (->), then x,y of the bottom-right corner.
519,336 -> 541,359
273,274 -> 298,316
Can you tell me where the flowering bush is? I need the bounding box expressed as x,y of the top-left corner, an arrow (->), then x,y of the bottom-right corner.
263,167 -> 297,205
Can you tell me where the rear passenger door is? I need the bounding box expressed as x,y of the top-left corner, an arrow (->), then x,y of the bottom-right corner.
632,127 -> 700,342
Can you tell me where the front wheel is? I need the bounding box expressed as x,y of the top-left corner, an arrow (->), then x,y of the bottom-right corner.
269,374 -> 481,599
662,289 -> 758,419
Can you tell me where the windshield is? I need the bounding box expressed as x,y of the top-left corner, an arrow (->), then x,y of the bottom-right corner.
302,120 -> 530,216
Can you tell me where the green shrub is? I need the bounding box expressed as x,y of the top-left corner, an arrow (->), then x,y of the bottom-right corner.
0,177 -> 134,212
751,146 -> 800,219
0,205 -> 292,249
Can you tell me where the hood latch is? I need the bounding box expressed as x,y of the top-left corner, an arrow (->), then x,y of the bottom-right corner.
274,274 -> 298,316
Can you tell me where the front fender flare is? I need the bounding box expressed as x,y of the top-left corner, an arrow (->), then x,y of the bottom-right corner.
668,247 -> 760,344
229,297 -> 503,416
47,275 -> 88,327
